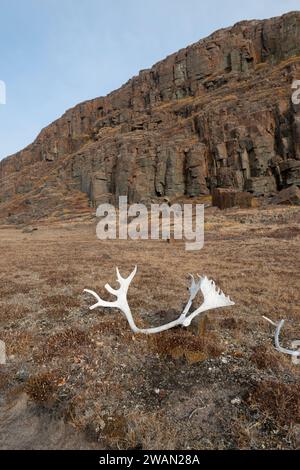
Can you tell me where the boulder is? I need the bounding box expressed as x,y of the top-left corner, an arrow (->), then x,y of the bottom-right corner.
244,176 -> 277,196
22,226 -> 38,234
212,188 -> 254,210
271,185 -> 300,205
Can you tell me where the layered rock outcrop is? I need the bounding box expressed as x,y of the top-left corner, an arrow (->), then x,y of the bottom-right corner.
1,11 -> 300,221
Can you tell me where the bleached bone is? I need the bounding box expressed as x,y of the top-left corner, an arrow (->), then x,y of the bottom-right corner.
263,316 -> 300,357
84,266 -> 234,334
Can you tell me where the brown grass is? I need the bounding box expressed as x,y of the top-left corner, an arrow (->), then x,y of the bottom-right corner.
0,204 -> 299,449
26,371 -> 61,404
248,380 -> 300,427
35,327 -> 89,363
149,327 -> 223,363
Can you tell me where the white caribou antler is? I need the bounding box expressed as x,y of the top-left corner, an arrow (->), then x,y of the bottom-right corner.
263,316 -> 300,358
84,266 -> 234,334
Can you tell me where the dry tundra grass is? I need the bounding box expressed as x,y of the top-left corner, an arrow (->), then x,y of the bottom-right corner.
0,204 -> 299,449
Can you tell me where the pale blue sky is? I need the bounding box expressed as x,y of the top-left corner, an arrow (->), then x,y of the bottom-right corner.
0,0 -> 299,160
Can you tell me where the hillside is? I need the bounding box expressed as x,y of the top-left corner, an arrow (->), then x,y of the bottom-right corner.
1,11 -> 300,223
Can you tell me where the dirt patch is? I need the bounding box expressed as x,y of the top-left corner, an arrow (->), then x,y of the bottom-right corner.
0,393 -> 100,449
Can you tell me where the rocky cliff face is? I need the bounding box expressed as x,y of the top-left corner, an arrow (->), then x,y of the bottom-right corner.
1,11 -> 300,222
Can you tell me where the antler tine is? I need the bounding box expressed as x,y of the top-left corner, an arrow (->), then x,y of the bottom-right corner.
188,273 -> 201,300
83,288 -> 118,309
263,317 -> 300,357
116,265 -> 137,286
116,267 -> 123,283
262,315 -> 277,327
182,273 -> 203,316
182,274 -> 195,316
83,289 -> 101,309
127,265 -> 137,283
188,273 -> 195,294
105,283 -> 119,296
